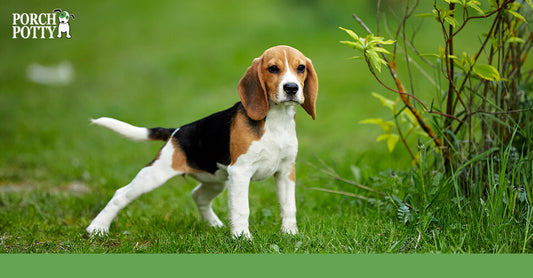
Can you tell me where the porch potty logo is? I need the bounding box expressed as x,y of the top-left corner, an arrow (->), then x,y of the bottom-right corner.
12,8 -> 75,39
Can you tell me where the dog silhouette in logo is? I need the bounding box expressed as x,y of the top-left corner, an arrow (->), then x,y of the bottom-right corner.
53,8 -> 75,39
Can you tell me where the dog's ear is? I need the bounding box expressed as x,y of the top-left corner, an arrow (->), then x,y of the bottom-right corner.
53,8 -> 61,13
70,14 -> 75,20
301,58 -> 318,120
238,57 -> 269,121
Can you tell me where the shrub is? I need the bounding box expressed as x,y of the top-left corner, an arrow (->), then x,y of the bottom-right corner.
340,0 -> 533,193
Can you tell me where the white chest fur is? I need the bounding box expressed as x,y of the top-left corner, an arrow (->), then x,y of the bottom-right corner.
232,104 -> 298,181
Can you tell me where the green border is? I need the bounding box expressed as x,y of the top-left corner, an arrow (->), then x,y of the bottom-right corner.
1,254 -> 532,277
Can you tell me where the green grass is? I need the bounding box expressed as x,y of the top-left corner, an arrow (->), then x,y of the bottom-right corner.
1,0 -> 532,253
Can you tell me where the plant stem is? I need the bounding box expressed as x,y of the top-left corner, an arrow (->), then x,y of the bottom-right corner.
353,13 -> 443,147
394,111 -> 417,162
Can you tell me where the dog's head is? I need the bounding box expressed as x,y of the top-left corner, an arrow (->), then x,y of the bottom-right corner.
238,45 -> 318,121
53,9 -> 75,23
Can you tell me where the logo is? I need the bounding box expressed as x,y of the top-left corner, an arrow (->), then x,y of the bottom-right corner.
12,8 -> 75,39
54,9 -> 75,39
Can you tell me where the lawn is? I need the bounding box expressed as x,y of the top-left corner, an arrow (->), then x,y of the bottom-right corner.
1,0 -> 532,253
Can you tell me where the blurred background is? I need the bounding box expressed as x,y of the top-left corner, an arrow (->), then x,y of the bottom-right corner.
0,0 -> 470,187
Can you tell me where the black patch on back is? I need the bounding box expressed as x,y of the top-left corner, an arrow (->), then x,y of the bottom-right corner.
148,127 -> 175,141
174,102 -> 242,174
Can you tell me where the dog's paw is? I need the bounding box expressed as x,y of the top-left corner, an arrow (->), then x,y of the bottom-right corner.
208,218 -> 224,228
231,229 -> 252,240
86,224 -> 109,237
281,224 -> 298,235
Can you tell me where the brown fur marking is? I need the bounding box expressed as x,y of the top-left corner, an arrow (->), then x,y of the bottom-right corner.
230,110 -> 265,164
170,138 -> 201,173
289,163 -> 296,182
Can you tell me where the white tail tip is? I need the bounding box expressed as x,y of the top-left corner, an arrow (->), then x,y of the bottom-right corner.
91,117 -> 149,141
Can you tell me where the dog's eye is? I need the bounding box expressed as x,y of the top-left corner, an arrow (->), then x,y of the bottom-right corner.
297,64 -> 305,74
268,65 -> 280,74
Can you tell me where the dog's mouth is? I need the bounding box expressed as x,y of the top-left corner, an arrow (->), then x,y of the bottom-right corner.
277,99 -> 301,106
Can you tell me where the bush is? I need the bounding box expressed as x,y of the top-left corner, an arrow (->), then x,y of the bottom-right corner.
304,0 -> 533,252
340,0 -> 533,193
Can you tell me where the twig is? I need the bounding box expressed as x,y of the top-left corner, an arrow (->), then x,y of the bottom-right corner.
414,231 -> 421,249
402,1 -> 420,101
353,13 -> 373,34
305,187 -> 371,201
365,58 -> 429,110
470,108 -> 533,116
444,2 -> 457,131
450,2 -> 508,38
428,110 -> 463,123
308,156 -> 386,196
404,52 -> 441,91
376,0 -> 382,35
452,1 -> 508,114
353,13 -> 443,147
394,109 -> 417,161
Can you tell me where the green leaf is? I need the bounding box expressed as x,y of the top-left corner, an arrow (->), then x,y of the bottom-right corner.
506,37 -> 525,44
360,118 -> 394,133
387,134 -> 400,152
401,109 -> 419,127
467,0 -> 485,15
419,53 -> 440,58
393,195 -> 412,224
371,92 -> 396,112
364,34 -> 395,48
508,10 -> 527,23
444,0 -> 465,5
444,15 -> 459,28
339,27 -> 360,41
473,64 -> 501,81
432,172 -> 444,187
377,134 -> 400,152
415,13 -> 436,18
373,47 -> 392,54
367,50 -> 383,73
340,26 -> 394,74
340,40 -> 364,51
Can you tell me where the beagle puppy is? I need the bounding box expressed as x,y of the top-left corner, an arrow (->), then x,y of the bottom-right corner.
86,45 -> 318,239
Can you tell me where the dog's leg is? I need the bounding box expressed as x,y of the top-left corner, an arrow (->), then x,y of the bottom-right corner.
191,182 -> 226,227
227,166 -> 252,239
86,140 -> 181,236
274,165 -> 298,235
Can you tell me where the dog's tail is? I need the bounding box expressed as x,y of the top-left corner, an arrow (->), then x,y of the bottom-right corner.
91,117 -> 176,142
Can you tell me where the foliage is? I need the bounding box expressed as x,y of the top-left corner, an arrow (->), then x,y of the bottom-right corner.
302,0 -> 533,253
309,131 -> 533,252
339,27 -> 395,73
359,92 -> 425,154
340,0 -> 533,193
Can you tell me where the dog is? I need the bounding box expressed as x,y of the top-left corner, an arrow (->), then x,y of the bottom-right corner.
86,45 -> 318,239
53,9 -> 74,39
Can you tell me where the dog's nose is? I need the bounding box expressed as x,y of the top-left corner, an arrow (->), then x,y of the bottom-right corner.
283,83 -> 299,95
